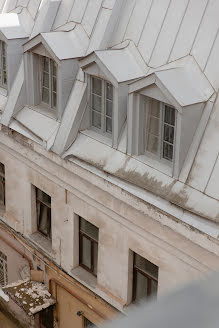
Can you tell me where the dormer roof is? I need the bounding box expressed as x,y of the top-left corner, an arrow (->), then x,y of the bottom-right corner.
0,13 -> 28,40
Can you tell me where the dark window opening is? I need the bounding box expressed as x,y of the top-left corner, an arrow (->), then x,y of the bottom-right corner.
132,253 -> 158,303
36,188 -> 51,239
39,306 -> 53,328
79,217 -> 99,276
0,163 -> 5,208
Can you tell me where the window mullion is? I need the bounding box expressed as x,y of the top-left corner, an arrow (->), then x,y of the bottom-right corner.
49,59 -> 52,107
101,80 -> 105,133
0,41 -> 2,86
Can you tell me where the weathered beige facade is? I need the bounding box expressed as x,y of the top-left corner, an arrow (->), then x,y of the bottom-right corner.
0,0 -> 219,327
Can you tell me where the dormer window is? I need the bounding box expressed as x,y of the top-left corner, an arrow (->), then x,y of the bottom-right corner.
0,41 -> 7,89
145,98 -> 175,162
91,76 -> 113,135
41,56 -> 57,110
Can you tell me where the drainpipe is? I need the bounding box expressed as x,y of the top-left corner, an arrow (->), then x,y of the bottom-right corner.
49,278 -> 108,320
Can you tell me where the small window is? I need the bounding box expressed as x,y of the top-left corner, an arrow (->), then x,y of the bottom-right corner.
145,98 -> 175,162
79,217 -> 99,276
0,163 -> 5,208
36,188 -> 51,239
41,56 -> 57,109
0,41 -> 7,89
132,253 -> 158,303
39,306 -> 54,328
84,318 -> 98,328
0,250 -> 8,287
90,76 -> 113,134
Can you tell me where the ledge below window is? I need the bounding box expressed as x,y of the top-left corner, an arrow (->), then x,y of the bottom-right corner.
133,154 -> 173,177
80,129 -> 112,147
29,232 -> 53,256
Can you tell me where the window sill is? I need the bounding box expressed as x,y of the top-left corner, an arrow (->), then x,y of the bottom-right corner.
0,87 -> 7,97
70,266 -> 125,312
29,105 -> 58,121
133,154 -> 173,177
71,266 -> 97,289
29,232 -> 53,256
80,129 -> 112,147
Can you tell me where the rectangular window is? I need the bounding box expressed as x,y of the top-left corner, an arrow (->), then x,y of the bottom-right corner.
145,99 -> 175,162
36,188 -> 51,239
0,163 -> 5,208
41,56 -> 57,109
79,217 -> 99,276
132,253 -> 158,303
39,306 -> 54,328
0,251 -> 8,287
0,41 -> 7,88
91,76 -> 113,134
84,318 -> 98,328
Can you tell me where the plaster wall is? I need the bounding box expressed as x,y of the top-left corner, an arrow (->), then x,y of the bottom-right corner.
0,134 -> 219,310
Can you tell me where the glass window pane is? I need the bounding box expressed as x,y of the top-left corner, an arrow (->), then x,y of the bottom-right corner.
43,57 -> 49,72
147,134 -> 158,154
164,106 -> 175,125
135,254 -> 158,280
93,242 -> 98,275
106,117 -> 112,133
52,92 -> 57,108
3,57 -> 6,70
106,82 -> 113,100
43,72 -> 49,88
3,71 -> 7,85
81,236 -> 91,269
106,100 -> 112,117
151,99 -> 160,117
0,177 -> 5,206
52,60 -> 57,76
92,111 -> 101,129
37,189 -> 51,205
149,117 -> 159,136
163,142 -> 173,161
80,218 -> 99,241
38,204 -> 51,237
92,94 -> 101,112
2,43 -> 6,56
92,77 -> 102,96
53,76 -> 57,92
42,87 -> 49,104
164,125 -> 174,144
135,271 -> 148,302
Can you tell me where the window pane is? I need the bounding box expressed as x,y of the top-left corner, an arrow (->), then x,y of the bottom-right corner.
81,236 -> 91,269
2,43 -> 6,56
164,125 -> 174,144
80,218 -> 99,241
43,57 -> 49,72
106,82 -> 113,101
135,271 -> 148,302
37,189 -> 51,205
106,100 -> 112,117
92,77 -> 102,96
135,254 -> 158,280
52,76 -> 57,92
151,99 -> 160,117
42,87 -> 49,104
164,106 -> 175,125
43,72 -> 49,88
0,177 -> 5,206
149,117 -> 159,136
93,242 -> 98,275
38,204 -> 51,237
147,134 -> 158,154
92,111 -> 101,129
0,163 -> 5,175
52,60 -> 57,76
92,94 -> 101,112
163,142 -> 173,161
3,57 -> 6,70
106,117 -> 112,133
52,92 -> 57,108
3,71 -> 7,85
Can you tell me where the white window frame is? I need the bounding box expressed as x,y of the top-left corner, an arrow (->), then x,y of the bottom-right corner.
144,98 -> 176,164
0,250 -> 8,287
39,55 -> 57,110
89,75 -> 113,137
0,41 -> 7,89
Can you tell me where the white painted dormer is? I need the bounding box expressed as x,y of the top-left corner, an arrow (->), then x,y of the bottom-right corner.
128,59 -> 215,178
79,44 -> 145,149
